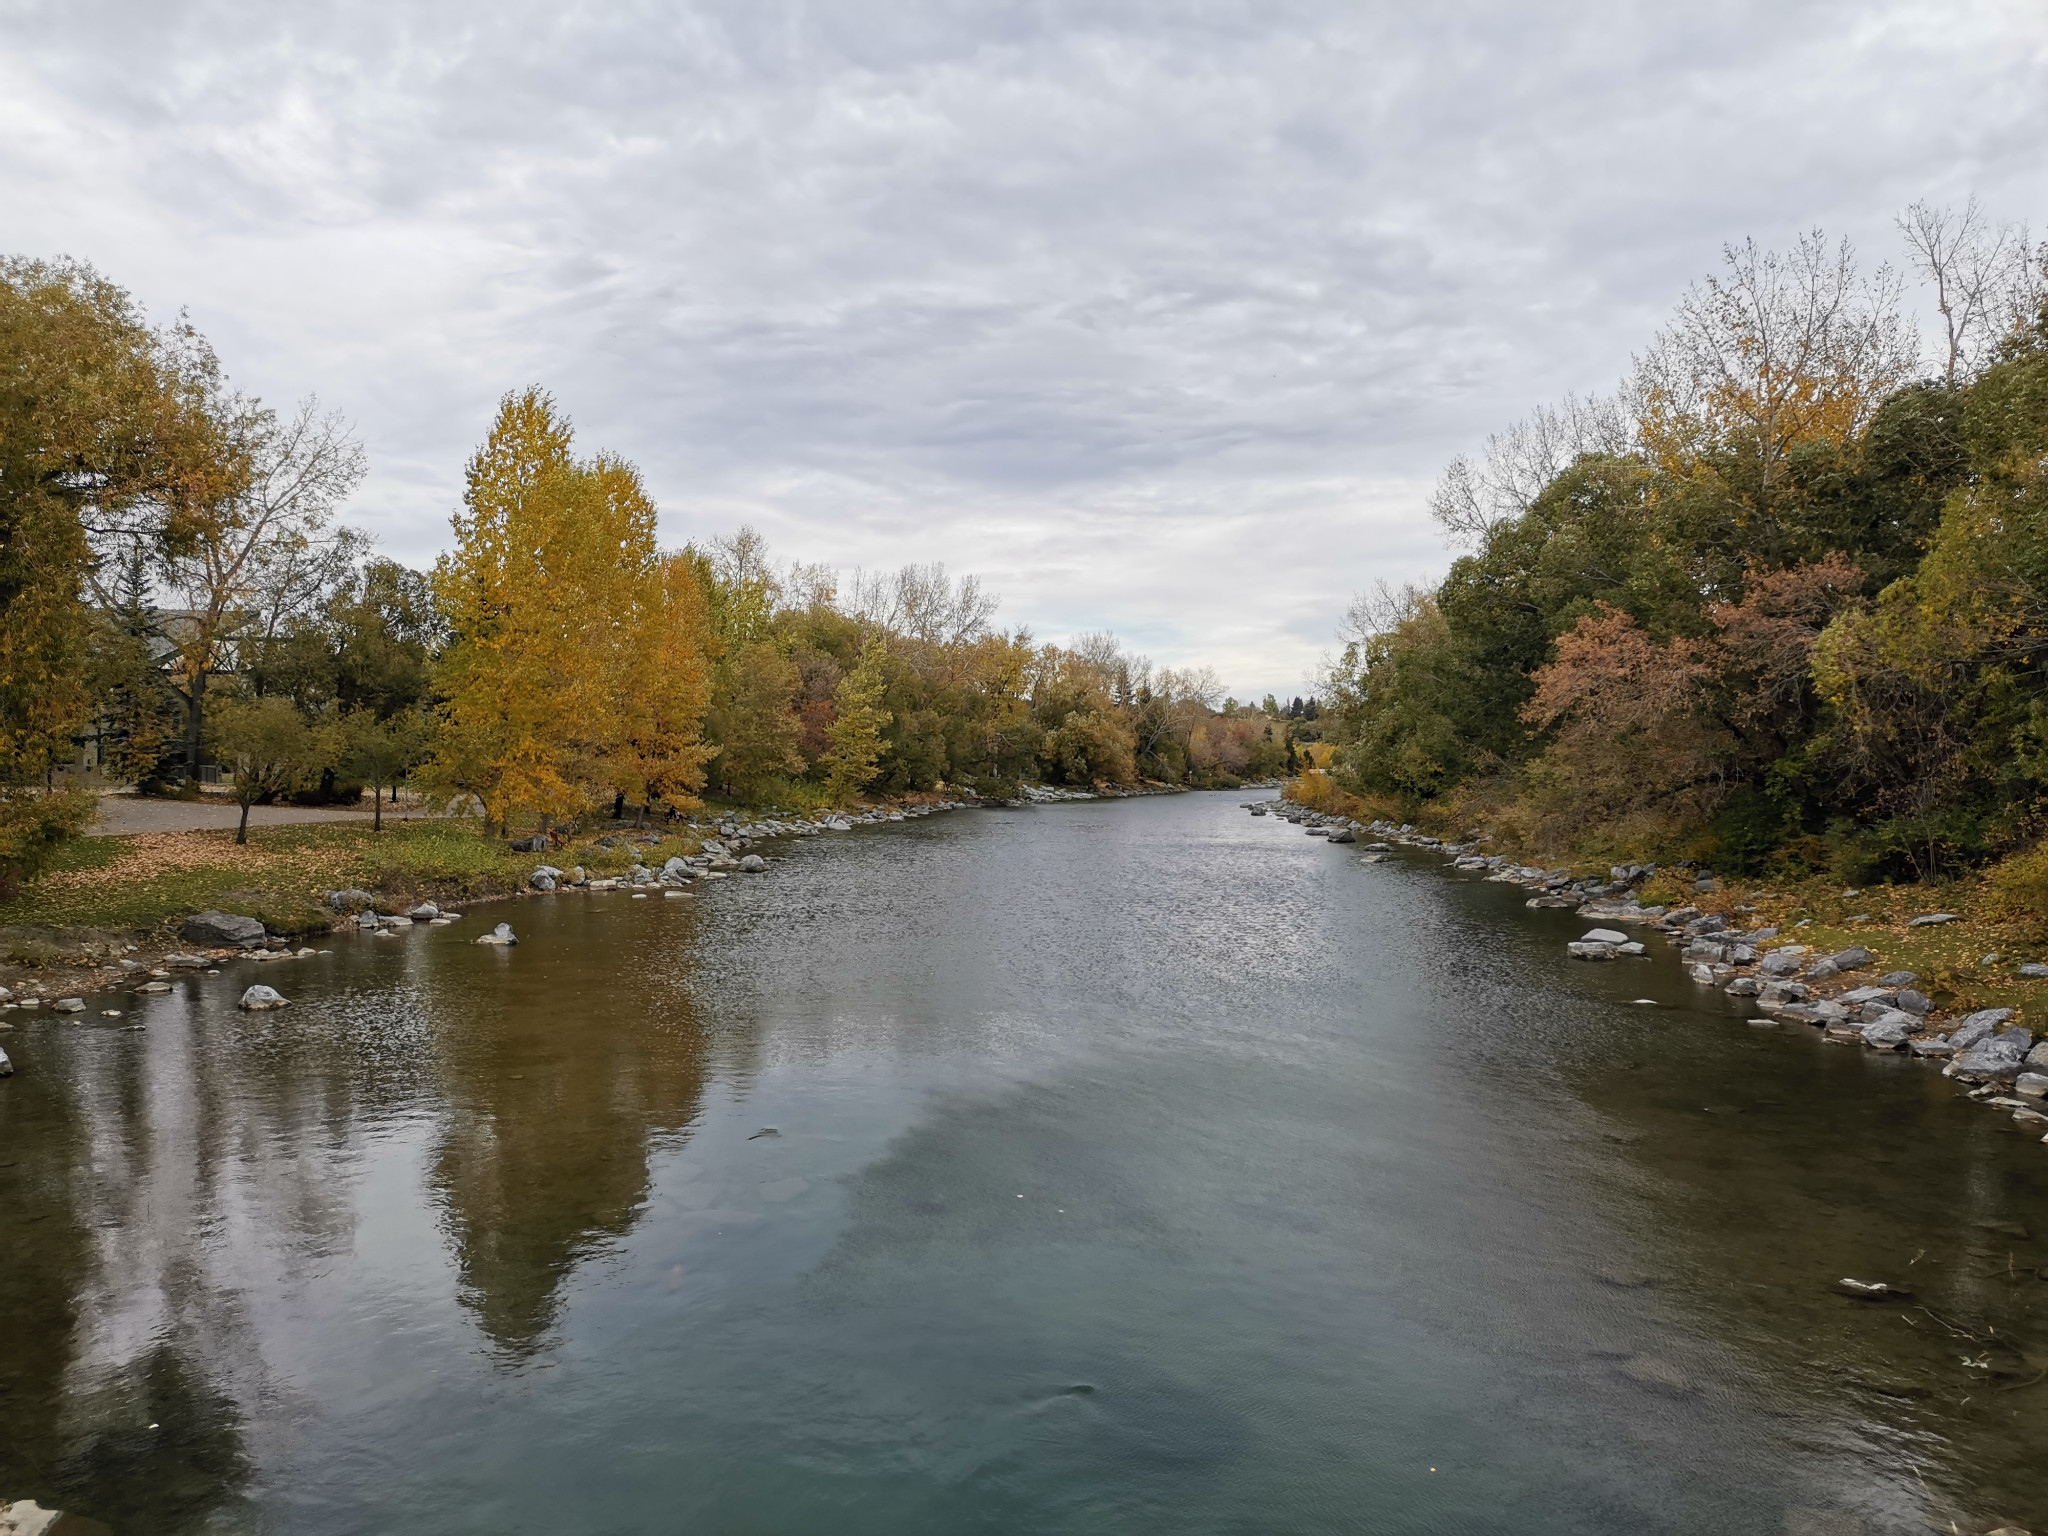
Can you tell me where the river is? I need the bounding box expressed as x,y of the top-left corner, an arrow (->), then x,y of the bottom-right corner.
5,792 -> 2048,1534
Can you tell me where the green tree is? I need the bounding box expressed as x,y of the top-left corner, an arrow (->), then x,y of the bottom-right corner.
821,637 -> 892,804
208,692 -> 335,845
341,708 -> 433,831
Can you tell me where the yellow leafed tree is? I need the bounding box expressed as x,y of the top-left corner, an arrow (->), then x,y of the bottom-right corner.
428,389 -> 708,833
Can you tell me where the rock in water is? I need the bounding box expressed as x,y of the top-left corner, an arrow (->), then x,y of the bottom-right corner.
181,909 -> 267,948
238,985 -> 290,1011
1949,1029 -> 2034,1082
738,854 -> 767,873
52,998 -> 84,1013
0,1044 -> 11,1076
1580,928 -> 1628,944
474,923 -> 518,946
1327,827 -> 1356,843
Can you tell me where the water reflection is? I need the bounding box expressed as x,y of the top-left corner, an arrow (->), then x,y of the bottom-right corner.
0,896 -> 720,1527
425,920 -> 714,1355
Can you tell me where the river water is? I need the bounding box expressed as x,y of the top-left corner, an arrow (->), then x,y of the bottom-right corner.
6,793 -> 2048,1534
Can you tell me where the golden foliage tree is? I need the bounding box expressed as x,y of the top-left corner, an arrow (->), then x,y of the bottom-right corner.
429,389 -> 706,833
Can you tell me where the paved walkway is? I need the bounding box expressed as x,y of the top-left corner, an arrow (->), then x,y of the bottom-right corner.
91,793 -> 431,836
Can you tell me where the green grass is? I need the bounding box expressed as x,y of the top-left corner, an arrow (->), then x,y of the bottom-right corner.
0,819 -> 707,939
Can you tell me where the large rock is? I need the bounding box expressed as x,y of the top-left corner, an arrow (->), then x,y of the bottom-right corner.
530,870 -> 558,892
1907,913 -> 1959,927
1895,989 -> 1931,1015
326,887 -> 378,912
1759,952 -> 1805,978
1580,928 -> 1628,944
2017,1071 -> 2048,1098
1327,828 -> 1356,843
1949,1028 -> 2034,1082
738,854 -> 768,873
475,923 -> 518,946
181,909 -> 267,948
661,856 -> 693,879
0,1044 -> 11,1076
1949,1009 -> 2014,1053
509,834 -> 550,853
1682,939 -> 1729,962
1860,1010 -> 1915,1048
1825,946 -> 1875,971
238,985 -> 290,1011
2021,962 -> 2048,979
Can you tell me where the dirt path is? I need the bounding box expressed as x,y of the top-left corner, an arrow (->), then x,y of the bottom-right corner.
90,793 -> 429,836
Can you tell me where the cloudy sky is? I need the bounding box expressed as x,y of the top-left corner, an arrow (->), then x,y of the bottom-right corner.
4,1 -> 2045,697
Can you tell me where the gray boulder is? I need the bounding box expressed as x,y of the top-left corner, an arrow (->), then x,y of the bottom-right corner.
1581,928 -> 1628,944
1895,989 -> 1931,1015
327,887 -> 378,912
1909,1035 -> 1956,1056
1908,913 -> 1959,927
238,985 -> 290,1011
1876,970 -> 1917,988
2025,1040 -> 2048,1074
0,1044 -> 11,1076
475,923 -> 518,946
1759,980 -> 1809,1005
509,834 -> 550,853
1839,986 -> 1895,1006
2021,962 -> 2048,979
1759,952 -> 1805,977
1949,1028 -> 2035,1082
738,854 -> 768,873
1327,828 -> 1356,843
1682,939 -> 1729,963
530,870 -> 558,892
1804,958 -> 1841,981
407,903 -> 440,920
1825,946 -> 1876,971
1725,976 -> 1760,996
1949,1008 -> 2014,1052
2017,1072 -> 2048,1098
661,856 -> 693,878
53,997 -> 84,1013
1859,1009 -> 1916,1048
181,909 -> 267,948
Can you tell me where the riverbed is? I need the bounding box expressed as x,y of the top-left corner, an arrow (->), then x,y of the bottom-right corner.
4,792 -> 2048,1534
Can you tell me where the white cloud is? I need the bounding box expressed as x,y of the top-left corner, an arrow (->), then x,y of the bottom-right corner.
4,0 -> 2045,697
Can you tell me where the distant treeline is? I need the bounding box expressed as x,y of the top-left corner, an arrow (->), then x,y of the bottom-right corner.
1320,204 -> 2048,887
0,258 -> 1295,880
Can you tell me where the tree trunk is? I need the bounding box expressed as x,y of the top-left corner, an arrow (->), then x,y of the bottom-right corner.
236,797 -> 251,845
373,777 -> 383,833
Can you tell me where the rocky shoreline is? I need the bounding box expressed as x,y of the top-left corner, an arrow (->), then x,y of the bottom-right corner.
0,786 -> 1196,1054
1251,797 -> 2048,1140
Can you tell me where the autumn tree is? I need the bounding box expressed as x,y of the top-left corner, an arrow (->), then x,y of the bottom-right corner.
154,396 -> 367,777
428,389 -> 688,834
0,256 -> 225,883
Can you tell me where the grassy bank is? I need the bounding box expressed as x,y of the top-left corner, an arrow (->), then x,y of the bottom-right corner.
0,819 -> 705,947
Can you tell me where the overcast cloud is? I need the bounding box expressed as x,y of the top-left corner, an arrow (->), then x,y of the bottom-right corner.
3,0 -> 2044,697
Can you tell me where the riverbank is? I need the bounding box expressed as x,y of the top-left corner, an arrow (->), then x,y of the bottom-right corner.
0,782 -> 1190,1021
1261,791 -> 2048,1138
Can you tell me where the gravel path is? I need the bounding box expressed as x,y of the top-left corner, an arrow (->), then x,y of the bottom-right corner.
91,794 -> 429,836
